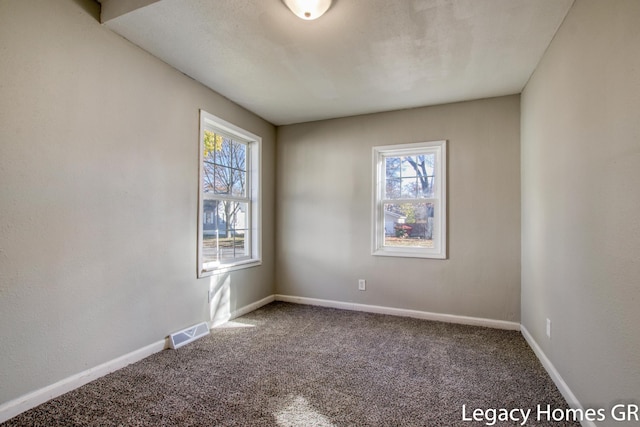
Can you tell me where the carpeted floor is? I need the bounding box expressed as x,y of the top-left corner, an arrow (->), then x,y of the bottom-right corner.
3,302 -> 578,426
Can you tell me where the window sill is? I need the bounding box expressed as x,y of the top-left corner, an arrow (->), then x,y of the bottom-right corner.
372,248 -> 447,259
198,259 -> 262,278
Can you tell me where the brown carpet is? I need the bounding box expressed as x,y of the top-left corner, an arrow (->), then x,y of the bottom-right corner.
3,302 -> 578,426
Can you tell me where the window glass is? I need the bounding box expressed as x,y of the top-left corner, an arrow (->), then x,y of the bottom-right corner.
373,141 -> 446,259
198,111 -> 261,276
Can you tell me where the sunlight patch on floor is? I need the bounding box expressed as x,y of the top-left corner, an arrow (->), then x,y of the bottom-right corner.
214,320 -> 255,329
274,395 -> 335,427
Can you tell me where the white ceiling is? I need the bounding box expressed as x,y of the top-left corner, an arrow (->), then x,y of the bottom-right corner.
101,0 -> 574,125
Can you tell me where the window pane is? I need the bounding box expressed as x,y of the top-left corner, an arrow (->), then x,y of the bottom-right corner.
419,175 -> 435,198
373,141 -> 445,259
202,200 -> 220,264
410,153 -> 436,198
201,201 -> 250,263
219,228 -> 248,261
213,170 -> 226,195
401,177 -> 418,198
203,133 -> 249,197
384,157 -> 401,199
231,169 -> 246,197
385,177 -> 401,199
384,153 -> 436,200
383,202 -> 435,248
385,157 -> 401,177
232,141 -> 246,171
199,111 -> 261,276
202,145 -> 216,193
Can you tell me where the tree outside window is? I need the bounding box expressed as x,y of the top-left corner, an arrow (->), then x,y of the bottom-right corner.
198,110 -> 261,277
373,141 -> 447,259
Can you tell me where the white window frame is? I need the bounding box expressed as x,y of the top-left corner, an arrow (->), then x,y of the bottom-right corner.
197,110 -> 261,277
372,140 -> 447,259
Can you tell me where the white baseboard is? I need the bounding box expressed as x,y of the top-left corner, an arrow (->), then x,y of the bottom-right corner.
274,294 -> 520,330
232,294 -> 275,318
209,295 -> 275,328
3,295 -> 589,427
520,326 -> 596,427
0,294 -> 276,424
275,296 -> 596,424
210,294 -> 275,328
0,339 -> 167,424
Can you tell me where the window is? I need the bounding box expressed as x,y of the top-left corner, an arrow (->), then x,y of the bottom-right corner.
372,140 -> 447,259
198,110 -> 261,277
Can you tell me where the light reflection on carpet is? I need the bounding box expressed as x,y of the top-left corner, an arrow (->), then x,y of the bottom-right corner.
274,395 -> 335,427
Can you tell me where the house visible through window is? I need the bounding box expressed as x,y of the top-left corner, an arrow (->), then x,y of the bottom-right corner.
198,110 -> 261,277
372,140 -> 447,259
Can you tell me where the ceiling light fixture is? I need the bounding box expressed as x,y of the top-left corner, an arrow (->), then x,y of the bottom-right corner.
283,0 -> 332,20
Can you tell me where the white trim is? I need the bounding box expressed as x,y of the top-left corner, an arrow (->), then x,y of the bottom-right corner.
210,295 -> 275,328
233,295 -> 274,318
4,295 -> 594,427
200,110 -> 261,144
0,294 -> 275,423
197,109 -> 262,278
372,140 -> 447,259
520,326 -> 596,427
0,339 -> 167,424
274,294 -> 520,330
203,259 -> 263,276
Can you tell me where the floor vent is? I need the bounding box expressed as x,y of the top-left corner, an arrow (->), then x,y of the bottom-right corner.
169,322 -> 209,349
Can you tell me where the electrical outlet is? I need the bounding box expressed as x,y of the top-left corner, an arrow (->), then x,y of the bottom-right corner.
358,279 -> 366,291
546,318 -> 551,338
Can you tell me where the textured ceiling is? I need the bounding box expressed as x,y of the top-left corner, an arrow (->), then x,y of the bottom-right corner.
102,0 -> 574,125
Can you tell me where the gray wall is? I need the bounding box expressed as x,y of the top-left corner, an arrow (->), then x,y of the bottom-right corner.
276,96 -> 521,322
521,0 -> 640,422
0,0 -> 275,405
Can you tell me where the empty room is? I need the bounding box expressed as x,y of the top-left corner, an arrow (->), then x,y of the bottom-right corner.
0,0 -> 638,426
